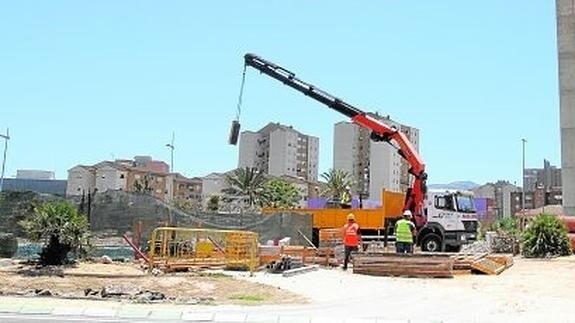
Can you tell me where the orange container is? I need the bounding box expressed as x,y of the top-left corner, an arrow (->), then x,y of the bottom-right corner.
569,233 -> 575,251
560,217 -> 575,233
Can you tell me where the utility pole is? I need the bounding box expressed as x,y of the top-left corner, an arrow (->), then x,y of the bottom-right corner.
0,128 -> 10,193
522,138 -> 527,214
166,132 -> 175,173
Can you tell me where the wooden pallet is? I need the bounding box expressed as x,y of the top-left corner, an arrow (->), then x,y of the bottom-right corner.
470,257 -> 506,275
485,254 -> 514,268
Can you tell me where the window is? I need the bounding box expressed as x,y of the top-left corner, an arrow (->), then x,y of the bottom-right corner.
435,196 -> 455,211
456,195 -> 476,213
120,174 -> 125,179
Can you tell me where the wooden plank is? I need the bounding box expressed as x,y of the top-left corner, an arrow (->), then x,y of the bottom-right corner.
352,253 -> 454,278
471,258 -> 506,275
485,254 -> 514,268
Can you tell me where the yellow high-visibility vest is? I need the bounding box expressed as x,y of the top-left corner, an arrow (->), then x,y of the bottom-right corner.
396,219 -> 414,243
341,191 -> 351,204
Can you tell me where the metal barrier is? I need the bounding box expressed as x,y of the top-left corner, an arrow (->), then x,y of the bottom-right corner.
148,227 -> 258,272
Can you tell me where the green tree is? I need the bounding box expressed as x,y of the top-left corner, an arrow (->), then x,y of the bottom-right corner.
489,216 -> 520,238
174,198 -> 200,213
320,169 -> 352,199
19,201 -> 89,266
521,214 -> 572,258
133,174 -> 153,194
261,179 -> 301,208
206,195 -> 220,212
223,167 -> 267,207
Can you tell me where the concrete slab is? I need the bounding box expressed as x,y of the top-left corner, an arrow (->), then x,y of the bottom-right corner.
117,307 -> 152,319
148,309 -> 183,321
244,313 -> 280,323
279,316 -> 311,323
344,319 -> 378,323
181,311 -> 214,322
375,319 -> 407,323
19,305 -> 54,315
83,307 -> 117,317
0,303 -> 22,313
311,317 -> 345,323
214,312 -> 247,322
51,307 -> 86,316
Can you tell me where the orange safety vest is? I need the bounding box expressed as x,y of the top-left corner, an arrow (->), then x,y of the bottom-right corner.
343,222 -> 360,246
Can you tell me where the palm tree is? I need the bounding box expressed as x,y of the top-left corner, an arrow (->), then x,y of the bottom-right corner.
320,168 -> 352,199
223,167 -> 267,207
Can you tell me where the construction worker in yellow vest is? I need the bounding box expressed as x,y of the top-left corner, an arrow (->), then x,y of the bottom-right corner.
395,210 -> 416,254
340,185 -> 352,209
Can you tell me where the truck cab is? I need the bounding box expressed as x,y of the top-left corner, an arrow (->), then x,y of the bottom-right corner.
417,190 -> 479,252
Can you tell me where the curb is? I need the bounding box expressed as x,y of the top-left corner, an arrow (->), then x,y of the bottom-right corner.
0,302 -> 449,323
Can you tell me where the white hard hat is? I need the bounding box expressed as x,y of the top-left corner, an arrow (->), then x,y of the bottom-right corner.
403,210 -> 412,217
345,185 -> 351,190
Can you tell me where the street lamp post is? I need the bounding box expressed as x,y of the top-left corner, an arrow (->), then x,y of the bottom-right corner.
166,132 -> 175,173
166,143 -> 174,172
522,138 -> 527,214
0,128 -> 10,193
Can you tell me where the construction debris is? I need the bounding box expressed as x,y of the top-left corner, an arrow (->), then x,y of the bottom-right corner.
266,256 -> 303,273
282,265 -> 319,277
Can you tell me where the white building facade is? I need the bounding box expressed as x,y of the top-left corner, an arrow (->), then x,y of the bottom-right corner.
333,114 -> 420,202
238,123 -> 319,181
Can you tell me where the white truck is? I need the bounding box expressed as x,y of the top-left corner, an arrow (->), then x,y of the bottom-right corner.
416,189 -> 479,252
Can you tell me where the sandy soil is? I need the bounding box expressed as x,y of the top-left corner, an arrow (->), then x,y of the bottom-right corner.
0,261 -> 305,306
233,256 -> 575,322
2,257 -> 574,322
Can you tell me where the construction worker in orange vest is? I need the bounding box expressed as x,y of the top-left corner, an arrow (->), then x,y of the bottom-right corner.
342,213 -> 362,270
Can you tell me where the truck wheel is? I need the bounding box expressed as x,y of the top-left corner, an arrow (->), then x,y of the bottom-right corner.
421,233 -> 442,252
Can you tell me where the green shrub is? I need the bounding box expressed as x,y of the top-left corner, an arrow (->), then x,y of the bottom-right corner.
19,201 -> 89,265
0,232 -> 18,258
521,214 -> 572,258
489,217 -> 520,237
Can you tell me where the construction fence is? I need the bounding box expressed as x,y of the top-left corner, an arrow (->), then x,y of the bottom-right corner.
148,227 -> 259,272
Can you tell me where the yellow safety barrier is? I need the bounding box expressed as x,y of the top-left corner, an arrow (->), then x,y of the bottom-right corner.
149,227 -> 259,272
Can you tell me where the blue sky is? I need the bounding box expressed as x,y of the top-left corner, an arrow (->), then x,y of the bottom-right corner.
0,1 -> 559,185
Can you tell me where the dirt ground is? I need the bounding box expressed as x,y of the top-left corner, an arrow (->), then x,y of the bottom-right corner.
0,261 -> 305,306
233,256 -> 575,322
2,257 -> 575,322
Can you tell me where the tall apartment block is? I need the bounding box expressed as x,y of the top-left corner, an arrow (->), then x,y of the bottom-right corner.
557,0 -> 575,215
238,123 -> 319,181
334,114 -> 419,201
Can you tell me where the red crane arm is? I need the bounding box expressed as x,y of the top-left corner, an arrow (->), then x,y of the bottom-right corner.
243,53 -> 427,226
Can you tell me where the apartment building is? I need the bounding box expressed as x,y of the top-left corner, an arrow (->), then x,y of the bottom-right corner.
66,156 -> 198,203
333,114 -> 419,201
524,159 -> 562,192
238,123 -> 319,181
200,172 -> 229,200
472,181 -> 520,218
